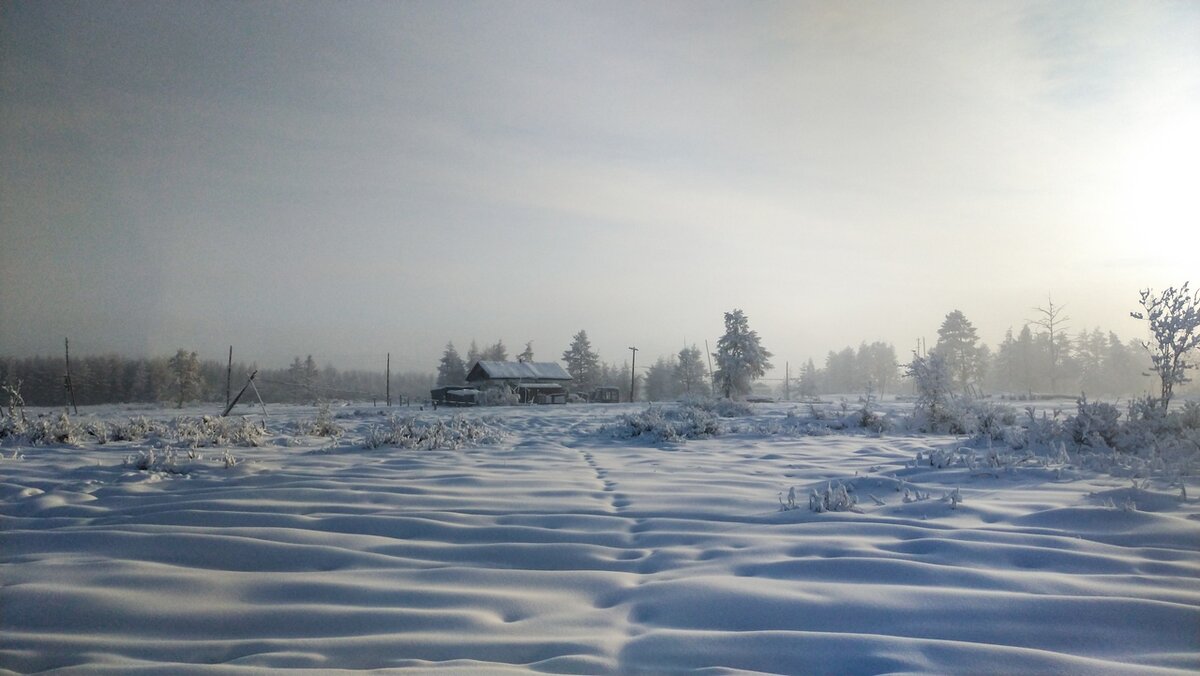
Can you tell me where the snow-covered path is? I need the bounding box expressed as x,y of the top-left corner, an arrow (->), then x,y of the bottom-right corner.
2,404 -> 1198,674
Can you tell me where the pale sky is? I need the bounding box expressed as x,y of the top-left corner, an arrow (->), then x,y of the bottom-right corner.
2,1 -> 1197,372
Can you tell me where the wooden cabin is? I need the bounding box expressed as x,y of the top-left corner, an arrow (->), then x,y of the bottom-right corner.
465,361 -> 572,405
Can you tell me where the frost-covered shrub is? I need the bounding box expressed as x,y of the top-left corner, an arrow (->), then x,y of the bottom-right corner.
0,412 -> 26,441
1110,396 -> 1173,455
965,401 -> 1017,440
172,416 -> 266,447
301,403 -> 343,438
1,409 -> 103,446
84,420 -> 112,444
809,481 -> 860,513
1071,395 -> 1121,449
779,486 -> 800,511
125,447 -> 183,473
479,387 -> 520,406
713,398 -> 753,417
843,404 -> 893,434
904,353 -> 960,433
1006,406 -> 1066,451
25,412 -> 85,446
1181,400 -> 1200,430
124,446 -> 234,473
1107,395 -> 1200,466
110,416 -> 166,441
2,381 -> 27,424
609,404 -> 722,442
902,486 -> 931,502
942,487 -> 963,509
363,414 -> 506,450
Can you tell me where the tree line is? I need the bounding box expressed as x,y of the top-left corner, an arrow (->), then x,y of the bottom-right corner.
790,321 -> 1154,399
5,286 -> 1194,408
0,352 -> 432,408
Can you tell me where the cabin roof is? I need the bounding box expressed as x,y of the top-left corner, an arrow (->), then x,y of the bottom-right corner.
466,360 -> 572,382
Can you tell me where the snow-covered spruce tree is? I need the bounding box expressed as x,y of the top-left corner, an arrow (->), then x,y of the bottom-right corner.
562,330 -> 601,393
1131,283 -> 1200,409
861,341 -> 899,396
287,355 -> 320,403
932,310 -> 986,394
675,344 -> 709,396
713,309 -> 773,399
481,340 -> 508,362
644,355 -> 679,401
798,358 -> 819,398
436,342 -> 467,387
466,340 -> 481,372
518,341 -> 535,362
168,349 -> 202,408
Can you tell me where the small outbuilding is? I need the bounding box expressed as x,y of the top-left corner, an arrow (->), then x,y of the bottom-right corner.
590,386 -> 621,403
430,387 -> 480,407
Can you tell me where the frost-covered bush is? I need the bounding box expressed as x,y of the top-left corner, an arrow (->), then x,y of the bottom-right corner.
20,412 -> 85,446
1106,395 -> 1200,466
1013,406 -> 1066,451
842,404 -> 893,434
123,446 -> 236,473
1071,395 -> 1121,449
942,487 -> 963,509
964,400 -> 1018,440
0,412 -> 26,441
110,416 -> 167,441
363,414 -> 506,450
609,404 -> 722,442
84,420 -> 112,444
125,447 -> 184,473
479,387 -> 520,407
809,481 -> 860,513
779,486 -> 800,510
904,353 -> 961,433
300,403 -> 343,438
172,416 -> 266,447
2,381 -> 27,423
1180,400 -> 1200,430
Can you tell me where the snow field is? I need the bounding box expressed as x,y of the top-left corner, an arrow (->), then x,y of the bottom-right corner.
1,403 -> 1198,674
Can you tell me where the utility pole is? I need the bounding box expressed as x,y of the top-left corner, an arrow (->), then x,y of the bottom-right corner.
226,346 -> 233,410
628,346 -> 638,403
64,337 -> 78,414
222,369 -> 258,417
785,361 -> 790,401
386,353 -> 391,407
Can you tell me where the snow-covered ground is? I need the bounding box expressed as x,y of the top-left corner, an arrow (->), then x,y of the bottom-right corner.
2,402 -> 1198,674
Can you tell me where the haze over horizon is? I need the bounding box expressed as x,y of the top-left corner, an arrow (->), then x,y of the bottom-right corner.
2,1 -> 1197,373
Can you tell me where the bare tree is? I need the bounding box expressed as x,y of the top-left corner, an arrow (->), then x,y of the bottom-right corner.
1030,295 -> 1069,393
1130,283 -> 1200,409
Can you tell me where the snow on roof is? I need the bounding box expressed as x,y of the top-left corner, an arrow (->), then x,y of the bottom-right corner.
467,361 -> 572,381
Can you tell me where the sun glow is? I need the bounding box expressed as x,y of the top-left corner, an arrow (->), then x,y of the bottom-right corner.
1118,115 -> 1200,257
